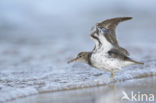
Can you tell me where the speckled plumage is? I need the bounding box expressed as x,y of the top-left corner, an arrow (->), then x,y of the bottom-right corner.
90,48 -> 136,72
68,17 -> 144,78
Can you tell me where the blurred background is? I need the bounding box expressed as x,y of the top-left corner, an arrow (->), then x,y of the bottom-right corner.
0,0 -> 156,103
0,0 -> 156,48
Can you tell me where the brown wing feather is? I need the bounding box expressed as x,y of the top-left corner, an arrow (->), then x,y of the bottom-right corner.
97,17 -> 132,55
97,17 -> 132,45
108,48 -> 144,64
119,47 -> 130,56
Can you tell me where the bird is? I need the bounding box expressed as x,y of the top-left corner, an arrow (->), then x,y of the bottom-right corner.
68,17 -> 144,78
90,17 -> 131,55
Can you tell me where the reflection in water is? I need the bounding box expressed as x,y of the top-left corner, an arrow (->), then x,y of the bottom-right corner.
96,83 -> 120,103
1,0 -> 156,103
9,77 -> 156,103
97,77 -> 156,103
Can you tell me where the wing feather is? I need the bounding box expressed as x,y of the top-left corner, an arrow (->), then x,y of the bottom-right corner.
108,48 -> 144,64
96,17 -> 132,55
97,17 -> 132,45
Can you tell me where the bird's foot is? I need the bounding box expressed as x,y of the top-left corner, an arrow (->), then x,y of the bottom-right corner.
111,72 -> 115,79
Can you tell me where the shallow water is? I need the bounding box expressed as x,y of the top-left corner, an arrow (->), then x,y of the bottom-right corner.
0,40 -> 156,103
9,77 -> 156,103
0,0 -> 156,103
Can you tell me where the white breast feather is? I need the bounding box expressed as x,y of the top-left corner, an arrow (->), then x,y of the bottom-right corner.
91,51 -> 132,72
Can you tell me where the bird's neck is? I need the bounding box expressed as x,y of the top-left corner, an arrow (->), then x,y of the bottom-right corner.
86,52 -> 92,65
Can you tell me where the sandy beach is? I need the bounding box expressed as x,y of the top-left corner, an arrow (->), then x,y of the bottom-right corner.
9,77 -> 156,103
0,0 -> 156,103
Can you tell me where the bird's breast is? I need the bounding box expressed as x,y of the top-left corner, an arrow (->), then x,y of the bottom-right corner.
90,52 -> 123,72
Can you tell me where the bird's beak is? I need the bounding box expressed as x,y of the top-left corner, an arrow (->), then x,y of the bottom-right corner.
67,57 -> 79,64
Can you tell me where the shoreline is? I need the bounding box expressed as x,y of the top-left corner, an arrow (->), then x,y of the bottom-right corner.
8,75 -> 156,103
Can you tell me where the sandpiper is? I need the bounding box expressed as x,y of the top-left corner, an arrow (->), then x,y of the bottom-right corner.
68,17 -> 144,78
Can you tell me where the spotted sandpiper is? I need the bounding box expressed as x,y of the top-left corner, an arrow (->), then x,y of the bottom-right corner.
68,17 -> 144,78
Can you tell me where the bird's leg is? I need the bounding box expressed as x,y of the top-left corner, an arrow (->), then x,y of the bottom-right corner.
111,72 -> 115,78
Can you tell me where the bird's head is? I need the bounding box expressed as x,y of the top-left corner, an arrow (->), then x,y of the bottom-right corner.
68,52 -> 89,64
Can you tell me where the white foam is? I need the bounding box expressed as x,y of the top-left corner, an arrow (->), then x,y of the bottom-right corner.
0,40 -> 156,103
0,0 -> 156,102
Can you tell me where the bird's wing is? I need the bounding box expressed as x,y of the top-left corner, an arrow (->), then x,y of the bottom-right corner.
97,17 -> 132,45
108,48 -> 144,64
96,17 -> 132,55
90,26 -> 102,51
90,26 -> 113,52
108,48 -> 129,60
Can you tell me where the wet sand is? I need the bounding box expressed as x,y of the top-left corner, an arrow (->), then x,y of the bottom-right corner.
9,76 -> 156,103
1,1 -> 156,103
